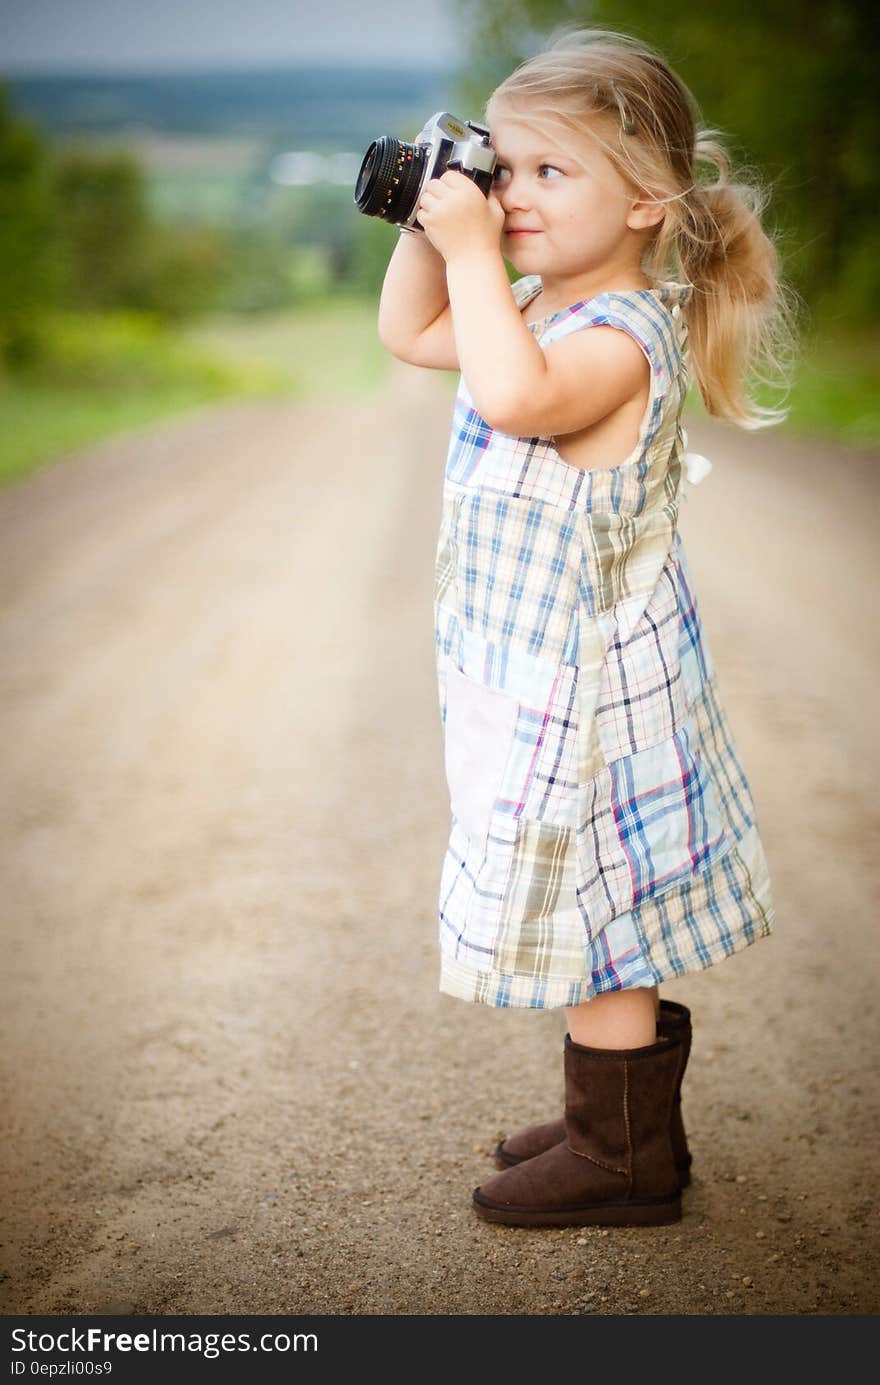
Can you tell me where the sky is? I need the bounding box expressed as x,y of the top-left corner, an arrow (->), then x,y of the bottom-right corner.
0,0 -> 462,73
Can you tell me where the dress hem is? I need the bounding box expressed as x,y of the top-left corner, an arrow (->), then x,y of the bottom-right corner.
438,898 -> 774,1010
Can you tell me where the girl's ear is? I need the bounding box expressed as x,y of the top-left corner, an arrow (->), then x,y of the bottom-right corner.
627,198 -> 666,232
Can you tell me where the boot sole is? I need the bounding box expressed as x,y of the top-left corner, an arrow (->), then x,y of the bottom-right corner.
492,1140 -> 693,1188
472,1187 -> 682,1228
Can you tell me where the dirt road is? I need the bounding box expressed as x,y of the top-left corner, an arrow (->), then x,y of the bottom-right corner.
1,363 -> 877,1315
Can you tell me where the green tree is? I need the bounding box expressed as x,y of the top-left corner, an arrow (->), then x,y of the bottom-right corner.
125,221 -> 231,321
49,144 -> 237,321
452,0 -> 880,321
0,83 -> 60,367
50,146 -> 155,312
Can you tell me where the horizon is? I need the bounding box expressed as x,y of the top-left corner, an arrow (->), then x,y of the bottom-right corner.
2,58 -> 457,79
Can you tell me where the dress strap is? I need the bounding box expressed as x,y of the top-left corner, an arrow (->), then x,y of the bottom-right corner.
539,289 -> 684,409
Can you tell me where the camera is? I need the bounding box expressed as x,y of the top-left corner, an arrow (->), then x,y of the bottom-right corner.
353,111 -> 496,233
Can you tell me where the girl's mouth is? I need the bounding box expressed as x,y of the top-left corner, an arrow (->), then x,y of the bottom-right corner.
506,229 -> 541,237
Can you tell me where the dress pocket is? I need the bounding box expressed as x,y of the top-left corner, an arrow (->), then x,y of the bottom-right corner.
443,664 -> 520,849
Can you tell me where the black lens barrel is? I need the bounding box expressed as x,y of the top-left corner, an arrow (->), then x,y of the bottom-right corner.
354,136 -> 427,225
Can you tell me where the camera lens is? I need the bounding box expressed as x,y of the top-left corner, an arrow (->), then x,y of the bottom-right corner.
354,136 -> 428,225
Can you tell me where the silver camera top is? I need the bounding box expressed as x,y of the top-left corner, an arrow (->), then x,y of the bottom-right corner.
417,111 -> 496,179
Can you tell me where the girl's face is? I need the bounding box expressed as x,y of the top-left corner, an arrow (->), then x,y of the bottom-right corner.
488,113 -> 659,287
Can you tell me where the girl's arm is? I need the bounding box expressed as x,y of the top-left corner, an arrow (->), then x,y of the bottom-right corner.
419,172 -> 649,435
446,249 -> 647,436
377,231 -> 460,370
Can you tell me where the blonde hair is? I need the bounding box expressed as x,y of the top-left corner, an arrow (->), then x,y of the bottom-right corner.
485,25 -> 801,429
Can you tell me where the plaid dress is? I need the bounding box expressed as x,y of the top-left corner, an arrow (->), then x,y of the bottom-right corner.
432,273 -> 774,1009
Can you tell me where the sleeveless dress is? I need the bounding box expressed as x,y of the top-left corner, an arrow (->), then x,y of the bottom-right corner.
432,273 -> 775,1009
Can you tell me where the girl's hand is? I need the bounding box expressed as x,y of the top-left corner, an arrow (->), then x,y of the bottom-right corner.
417,169 -> 504,264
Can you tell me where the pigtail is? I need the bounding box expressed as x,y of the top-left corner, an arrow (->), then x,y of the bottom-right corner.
672,134 -> 800,429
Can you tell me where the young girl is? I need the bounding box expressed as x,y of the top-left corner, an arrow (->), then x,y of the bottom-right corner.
377,26 -> 795,1228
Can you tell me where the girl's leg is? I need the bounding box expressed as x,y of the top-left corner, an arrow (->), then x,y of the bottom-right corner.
565,985 -> 659,1050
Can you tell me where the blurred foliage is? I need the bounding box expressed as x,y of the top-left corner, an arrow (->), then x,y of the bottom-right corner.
25,310 -> 252,392
0,309 -> 290,486
0,81 -> 370,371
51,149 -> 236,320
346,213 -> 406,295
0,85 -> 221,362
50,147 -> 153,310
449,0 -> 880,324
0,85 -> 62,367
0,74 -> 431,361
183,295 -> 392,402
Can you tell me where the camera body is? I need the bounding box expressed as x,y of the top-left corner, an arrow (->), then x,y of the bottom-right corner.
353,111 -> 496,233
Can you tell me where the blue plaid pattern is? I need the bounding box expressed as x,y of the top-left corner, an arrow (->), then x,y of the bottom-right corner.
434,275 -> 774,1008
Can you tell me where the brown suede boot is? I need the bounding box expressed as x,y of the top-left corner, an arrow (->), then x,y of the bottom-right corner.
473,1032 -> 683,1227
492,999 -> 693,1187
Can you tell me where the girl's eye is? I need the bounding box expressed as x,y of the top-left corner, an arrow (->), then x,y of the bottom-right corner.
492,164 -> 563,183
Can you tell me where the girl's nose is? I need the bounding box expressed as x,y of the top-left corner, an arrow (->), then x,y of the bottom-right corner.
496,173 -> 531,212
